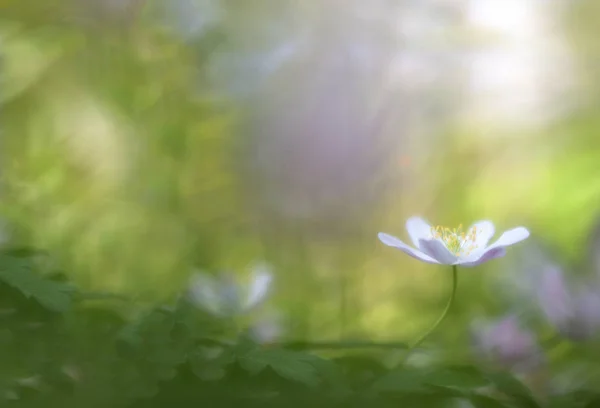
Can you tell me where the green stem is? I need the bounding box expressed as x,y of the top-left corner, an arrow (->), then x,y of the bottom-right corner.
340,268 -> 348,339
409,264 -> 458,350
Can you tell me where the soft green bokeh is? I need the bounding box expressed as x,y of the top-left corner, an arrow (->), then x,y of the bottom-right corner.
2,0 -> 600,346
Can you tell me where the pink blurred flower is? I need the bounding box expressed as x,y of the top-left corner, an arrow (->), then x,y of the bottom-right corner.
240,33 -> 396,235
537,266 -> 600,341
471,315 -> 543,372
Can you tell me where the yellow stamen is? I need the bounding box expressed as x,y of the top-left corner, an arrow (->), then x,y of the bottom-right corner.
429,224 -> 479,257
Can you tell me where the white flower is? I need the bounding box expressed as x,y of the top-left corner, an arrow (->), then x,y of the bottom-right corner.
249,312 -> 284,344
378,217 -> 529,267
188,263 -> 273,317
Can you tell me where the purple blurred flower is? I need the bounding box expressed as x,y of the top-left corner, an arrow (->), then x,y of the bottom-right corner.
378,217 -> 529,267
240,29 -> 397,236
537,266 -> 600,341
471,315 -> 543,372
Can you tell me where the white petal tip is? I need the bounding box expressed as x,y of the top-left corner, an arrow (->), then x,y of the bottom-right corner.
510,226 -> 531,242
377,232 -> 396,245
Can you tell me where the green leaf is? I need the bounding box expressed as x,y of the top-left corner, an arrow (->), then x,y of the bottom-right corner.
303,354 -> 347,389
469,395 -> 514,408
370,367 -> 428,393
372,365 -> 490,394
237,348 -> 320,387
486,372 -> 541,408
0,255 -> 73,312
584,398 -> 600,408
190,346 -> 235,381
423,366 -> 490,389
545,390 -> 598,408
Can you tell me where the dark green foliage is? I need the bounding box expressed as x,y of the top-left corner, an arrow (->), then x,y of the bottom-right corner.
0,250 -> 598,408
0,252 -> 74,312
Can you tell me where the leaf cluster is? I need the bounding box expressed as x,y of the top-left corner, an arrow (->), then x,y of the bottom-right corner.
0,249 -> 596,408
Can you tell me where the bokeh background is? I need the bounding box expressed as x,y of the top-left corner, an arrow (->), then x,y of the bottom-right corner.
2,0 -> 600,352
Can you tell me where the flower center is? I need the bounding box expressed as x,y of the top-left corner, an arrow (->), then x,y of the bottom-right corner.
430,224 -> 478,256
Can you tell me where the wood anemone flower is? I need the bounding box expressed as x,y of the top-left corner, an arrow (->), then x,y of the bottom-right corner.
188,263 -> 273,317
378,217 -> 530,267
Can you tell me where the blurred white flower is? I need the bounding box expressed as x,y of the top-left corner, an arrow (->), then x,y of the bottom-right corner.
188,263 -> 273,317
537,265 -> 600,341
61,365 -> 82,383
471,315 -> 543,372
15,375 -> 43,389
249,312 -> 284,344
378,217 -> 529,267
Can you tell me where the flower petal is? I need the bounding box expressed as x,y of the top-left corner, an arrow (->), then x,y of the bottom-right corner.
459,227 -> 529,267
245,264 -> 273,310
219,274 -> 242,313
249,312 -> 284,344
406,217 -> 433,247
418,238 -> 458,264
458,247 -> 506,267
487,227 -> 530,250
378,232 -> 440,264
188,272 -> 223,315
468,220 -> 495,249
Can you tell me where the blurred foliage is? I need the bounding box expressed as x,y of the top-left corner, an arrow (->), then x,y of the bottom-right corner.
0,0 -> 416,343
0,248 -> 599,408
0,0 -> 252,300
